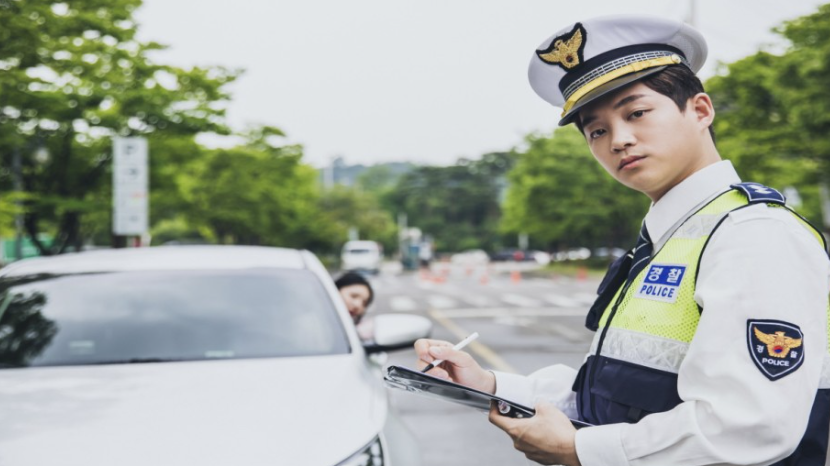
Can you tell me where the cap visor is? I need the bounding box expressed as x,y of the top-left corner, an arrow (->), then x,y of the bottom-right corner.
558,66 -> 668,126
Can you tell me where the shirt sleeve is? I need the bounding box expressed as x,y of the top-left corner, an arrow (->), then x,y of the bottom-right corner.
576,204 -> 829,466
493,364 -> 579,419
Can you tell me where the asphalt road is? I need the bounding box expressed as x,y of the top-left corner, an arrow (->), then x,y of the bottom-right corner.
367,262 -> 601,466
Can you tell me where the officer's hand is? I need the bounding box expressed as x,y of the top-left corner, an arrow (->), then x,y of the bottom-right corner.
413,338 -> 495,394
488,402 -> 581,466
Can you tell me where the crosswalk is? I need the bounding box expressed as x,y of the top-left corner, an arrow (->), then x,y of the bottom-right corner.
365,272 -> 600,314
382,288 -> 597,313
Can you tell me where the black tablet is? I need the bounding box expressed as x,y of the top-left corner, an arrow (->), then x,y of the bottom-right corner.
384,365 -> 591,428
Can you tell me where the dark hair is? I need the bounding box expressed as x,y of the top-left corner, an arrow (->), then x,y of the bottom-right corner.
334,271 -> 374,305
576,65 -> 716,143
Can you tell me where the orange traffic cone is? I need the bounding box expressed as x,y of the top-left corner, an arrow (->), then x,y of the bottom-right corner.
479,271 -> 490,285
511,270 -> 521,283
576,267 -> 588,281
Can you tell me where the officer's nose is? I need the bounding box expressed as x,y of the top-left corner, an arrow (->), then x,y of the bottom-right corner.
611,126 -> 636,153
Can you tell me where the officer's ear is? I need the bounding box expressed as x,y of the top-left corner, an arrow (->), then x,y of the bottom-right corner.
689,92 -> 715,130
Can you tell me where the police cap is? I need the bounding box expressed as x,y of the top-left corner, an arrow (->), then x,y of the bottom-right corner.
528,15 -> 708,126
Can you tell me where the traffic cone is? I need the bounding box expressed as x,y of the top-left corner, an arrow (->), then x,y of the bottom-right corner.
576,267 -> 588,281
511,270 -> 521,283
479,270 -> 490,285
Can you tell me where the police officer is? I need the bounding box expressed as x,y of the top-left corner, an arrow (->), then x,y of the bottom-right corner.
415,15 -> 830,466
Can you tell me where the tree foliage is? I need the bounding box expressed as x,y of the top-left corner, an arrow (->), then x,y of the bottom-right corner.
173,130 -> 321,247
317,186 -> 398,254
0,0 -> 238,253
387,152 -> 513,252
501,127 -> 647,251
706,4 -> 830,225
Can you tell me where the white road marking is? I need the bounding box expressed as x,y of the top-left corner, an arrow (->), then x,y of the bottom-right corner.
461,295 -> 496,307
543,294 -> 581,308
427,295 -> 457,309
501,293 -> 542,307
574,292 -> 598,305
389,296 -> 418,312
437,307 -> 585,318
547,322 -> 589,341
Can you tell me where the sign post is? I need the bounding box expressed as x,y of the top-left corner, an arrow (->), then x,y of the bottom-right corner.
112,137 -> 149,246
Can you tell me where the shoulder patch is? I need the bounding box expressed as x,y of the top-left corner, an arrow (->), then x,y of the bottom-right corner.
747,319 -> 804,381
730,182 -> 786,205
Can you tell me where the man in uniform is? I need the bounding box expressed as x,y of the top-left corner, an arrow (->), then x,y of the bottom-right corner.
414,15 -> 830,466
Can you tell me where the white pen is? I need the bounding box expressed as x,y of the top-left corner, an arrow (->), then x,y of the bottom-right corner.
421,332 -> 480,373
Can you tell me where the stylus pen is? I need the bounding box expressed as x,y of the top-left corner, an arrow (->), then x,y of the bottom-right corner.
421,332 -> 480,373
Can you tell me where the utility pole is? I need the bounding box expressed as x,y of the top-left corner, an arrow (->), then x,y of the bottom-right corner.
686,0 -> 697,27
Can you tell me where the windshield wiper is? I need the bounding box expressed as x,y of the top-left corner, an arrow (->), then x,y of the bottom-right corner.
90,357 -> 192,365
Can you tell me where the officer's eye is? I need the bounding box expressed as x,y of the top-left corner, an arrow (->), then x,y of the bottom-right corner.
629,109 -> 648,120
589,128 -> 606,140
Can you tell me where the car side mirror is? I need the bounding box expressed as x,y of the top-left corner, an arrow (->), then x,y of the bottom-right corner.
362,314 -> 432,354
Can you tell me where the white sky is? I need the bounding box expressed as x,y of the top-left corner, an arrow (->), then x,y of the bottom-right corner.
135,0 -> 824,167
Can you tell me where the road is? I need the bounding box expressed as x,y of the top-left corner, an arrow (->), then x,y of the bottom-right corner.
366,262 -> 601,466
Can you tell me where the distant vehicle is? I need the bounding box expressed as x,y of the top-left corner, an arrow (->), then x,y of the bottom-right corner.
342,240 -> 383,274
490,249 -> 550,264
0,246 -> 430,465
566,247 -> 592,261
450,249 -> 490,266
593,247 -> 627,260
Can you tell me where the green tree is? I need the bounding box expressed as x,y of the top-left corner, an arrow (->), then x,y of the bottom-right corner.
706,4 -> 830,226
317,186 -> 398,254
501,127 -> 647,251
387,152 -> 514,252
0,0 -> 238,253
176,129 -> 321,247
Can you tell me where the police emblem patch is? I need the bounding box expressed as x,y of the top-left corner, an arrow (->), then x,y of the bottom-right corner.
747,320 -> 804,381
633,263 -> 686,303
536,23 -> 587,71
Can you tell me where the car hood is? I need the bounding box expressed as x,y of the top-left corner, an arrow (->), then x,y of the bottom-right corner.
0,355 -> 387,465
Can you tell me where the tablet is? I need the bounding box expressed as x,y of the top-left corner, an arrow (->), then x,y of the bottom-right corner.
384,365 -> 591,428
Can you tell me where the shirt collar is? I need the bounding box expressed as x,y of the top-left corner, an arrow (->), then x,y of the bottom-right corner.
644,160 -> 741,246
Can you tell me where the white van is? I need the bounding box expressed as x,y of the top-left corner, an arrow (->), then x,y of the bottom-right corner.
341,240 -> 383,274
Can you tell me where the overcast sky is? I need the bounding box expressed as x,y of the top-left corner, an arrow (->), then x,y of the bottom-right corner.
135,0 -> 824,167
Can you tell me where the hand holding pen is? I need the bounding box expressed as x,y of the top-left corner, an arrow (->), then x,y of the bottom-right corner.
414,332 -> 496,395
421,332 -> 480,372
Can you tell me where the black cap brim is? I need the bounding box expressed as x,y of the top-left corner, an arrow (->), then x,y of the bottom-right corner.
558,65 -> 669,126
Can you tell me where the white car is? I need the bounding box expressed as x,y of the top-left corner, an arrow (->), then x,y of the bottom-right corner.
341,241 -> 383,274
0,246 -> 430,466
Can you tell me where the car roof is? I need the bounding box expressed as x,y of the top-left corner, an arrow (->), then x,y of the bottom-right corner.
0,246 -> 309,277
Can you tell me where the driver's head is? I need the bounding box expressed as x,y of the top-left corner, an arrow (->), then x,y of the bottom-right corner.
334,272 -> 374,324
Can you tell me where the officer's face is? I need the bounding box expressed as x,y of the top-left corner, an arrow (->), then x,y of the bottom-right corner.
578,82 -> 716,202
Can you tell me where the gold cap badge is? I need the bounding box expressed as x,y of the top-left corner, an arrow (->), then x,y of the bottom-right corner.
536,23 -> 586,71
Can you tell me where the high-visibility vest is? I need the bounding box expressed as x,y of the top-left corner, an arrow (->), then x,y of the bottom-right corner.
574,184 -> 830,466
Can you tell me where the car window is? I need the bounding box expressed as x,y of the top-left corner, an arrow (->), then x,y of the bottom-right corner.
0,269 -> 350,369
345,249 -> 373,254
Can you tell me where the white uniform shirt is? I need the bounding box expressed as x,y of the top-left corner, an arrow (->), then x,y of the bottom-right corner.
494,161 -> 830,466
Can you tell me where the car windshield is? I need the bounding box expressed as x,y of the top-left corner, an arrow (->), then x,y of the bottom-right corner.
0,268 -> 350,369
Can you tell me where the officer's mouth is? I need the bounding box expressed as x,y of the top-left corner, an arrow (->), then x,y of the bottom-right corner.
619,155 -> 646,171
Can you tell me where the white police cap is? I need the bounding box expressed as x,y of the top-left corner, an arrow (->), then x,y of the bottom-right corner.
528,15 -> 708,126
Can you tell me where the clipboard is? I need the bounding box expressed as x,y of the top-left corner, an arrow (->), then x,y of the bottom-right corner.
384,365 -> 591,428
